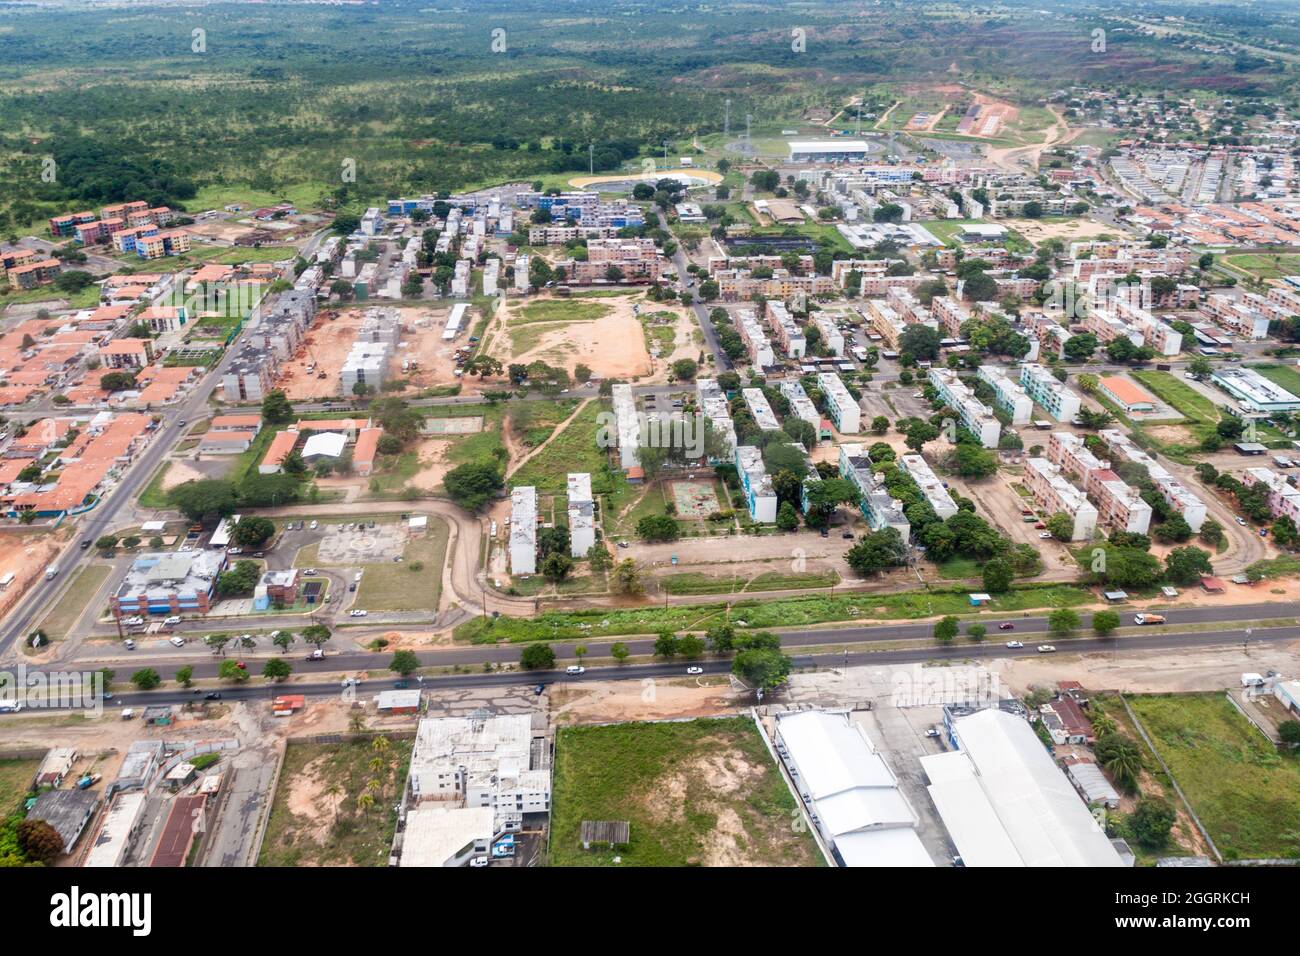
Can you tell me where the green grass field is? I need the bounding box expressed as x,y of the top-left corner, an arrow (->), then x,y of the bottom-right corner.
354,519 -> 450,611
1131,370 -> 1220,443
36,565 -> 111,642
258,736 -> 412,867
0,758 -> 40,814
550,717 -> 820,867
510,300 -> 613,326
660,569 -> 840,595
1127,693 -> 1300,860
1252,364 -> 1300,397
1222,253 -> 1300,283
510,400 -> 614,493
456,582 -> 1093,643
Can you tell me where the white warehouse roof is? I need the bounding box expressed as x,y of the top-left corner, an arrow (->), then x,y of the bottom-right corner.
923,709 -> 1124,867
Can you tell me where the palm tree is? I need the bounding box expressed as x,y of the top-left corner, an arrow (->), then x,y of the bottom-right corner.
356,792 -> 375,813
1102,742 -> 1143,792
371,734 -> 390,755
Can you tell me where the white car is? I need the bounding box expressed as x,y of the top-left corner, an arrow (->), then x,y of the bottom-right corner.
1236,517 -> 1248,526
686,666 -> 703,675
350,609 -> 368,617
123,639 -> 136,650
1005,640 -> 1024,649
169,636 -> 185,647
227,547 -> 242,555
340,677 -> 359,687
1038,532 -> 1053,539
303,568 -> 318,576
565,665 -> 586,675
164,616 -> 181,626
309,520 -> 318,530
1036,645 -> 1057,654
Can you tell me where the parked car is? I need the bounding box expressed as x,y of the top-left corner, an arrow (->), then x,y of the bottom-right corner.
533,684 -> 545,695
303,568 -> 318,576
686,666 -> 703,675
1236,516 -> 1248,526
1005,640 -> 1024,649
340,678 -> 359,687
164,615 -> 181,626
1038,532 -> 1053,539
309,520 -> 318,530
924,728 -> 940,738
122,639 -> 136,650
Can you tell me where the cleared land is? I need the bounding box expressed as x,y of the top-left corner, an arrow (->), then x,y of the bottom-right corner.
550,717 -> 819,867
36,565 -> 111,642
1127,693 -> 1300,861
258,736 -> 413,867
0,758 -> 40,814
1222,253 -> 1300,283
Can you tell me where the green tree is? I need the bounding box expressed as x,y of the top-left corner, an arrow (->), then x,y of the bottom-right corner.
218,659 -> 250,683
443,461 -> 503,512
637,514 -> 679,542
1045,512 -> 1075,542
168,479 -> 238,524
263,657 -> 292,682
1048,608 -> 1080,635
776,501 -> 799,531
610,642 -> 630,664
967,623 -> 986,643
982,558 -> 1013,594
1129,797 -> 1176,849
231,516 -> 275,548
520,643 -> 556,670
1092,609 -> 1121,636
653,631 -> 680,658
678,634 -> 705,659
732,648 -> 792,693
175,665 -> 194,688
261,389 -> 294,424
934,616 -> 960,644
131,668 -> 161,690
541,551 -> 574,582
1164,546 -> 1213,585
389,650 -> 419,677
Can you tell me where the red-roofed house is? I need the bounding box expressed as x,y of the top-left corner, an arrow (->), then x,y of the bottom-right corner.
353,427 -> 382,476
100,338 -> 154,369
259,430 -> 300,475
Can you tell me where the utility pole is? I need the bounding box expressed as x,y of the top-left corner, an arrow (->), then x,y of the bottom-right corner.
588,143 -> 594,176
745,113 -> 752,144
724,99 -> 731,137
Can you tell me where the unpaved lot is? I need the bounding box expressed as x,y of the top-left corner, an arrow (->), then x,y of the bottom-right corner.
492,294 -> 654,380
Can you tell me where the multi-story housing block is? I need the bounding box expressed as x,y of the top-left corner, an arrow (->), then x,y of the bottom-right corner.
1100,429 -> 1207,532
839,443 -> 909,540
765,301 -> 806,358
1024,458 -> 1098,541
1019,364 -> 1082,422
737,309 -> 775,368
927,367 -> 1001,448
816,372 -> 860,434
977,365 -> 1033,425
898,453 -> 959,519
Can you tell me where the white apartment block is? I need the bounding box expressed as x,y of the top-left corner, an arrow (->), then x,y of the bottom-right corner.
927,367 -> 1001,448
1244,468 -> 1300,524
1114,299 -> 1183,356
514,254 -> 531,293
1019,364 -> 1082,422
611,383 -> 640,472
509,486 -> 537,575
1100,429 -> 1207,532
1024,458 -> 1098,541
742,387 -> 781,432
1199,293 -> 1270,340
816,372 -> 860,434
735,445 -> 778,523
482,258 -> 500,296
978,365 -> 1033,425
766,301 -> 806,358
738,309 -> 776,368
898,453 -> 959,519
695,378 -> 737,460
839,443 -> 909,540
812,313 -> 846,356
778,380 -> 820,429
1048,432 -> 1152,535
567,472 -> 596,558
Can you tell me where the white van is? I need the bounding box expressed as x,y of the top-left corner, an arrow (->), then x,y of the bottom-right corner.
565,665 -> 586,676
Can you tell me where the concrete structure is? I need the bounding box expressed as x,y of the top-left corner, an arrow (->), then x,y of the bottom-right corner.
816,372 -> 860,434
1100,429 -> 1207,532
695,378 -> 736,461
29,789 -> 99,855
978,365 -> 1033,425
1019,364 -> 1082,423
924,707 -> 1123,867
1098,375 -> 1156,413
898,454 -> 959,519
735,445 -> 777,523
83,791 -> 148,868
611,383 -> 640,472
927,367 -> 1000,448
742,387 -> 781,432
110,550 -> 226,619
839,443 -> 909,540
788,140 -> 872,163
567,472 -> 596,558
1243,467 -> 1300,524
812,313 -> 846,357
737,309 -> 776,368
1024,458 -> 1098,541
774,710 -> 932,867
509,486 -> 537,575
1048,432 -> 1151,535
401,805 -> 495,868
778,380 -> 820,430
1211,367 -> 1300,413
766,301 -> 806,358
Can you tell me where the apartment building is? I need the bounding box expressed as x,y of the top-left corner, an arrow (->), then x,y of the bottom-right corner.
839,443 -> 909,540
99,338 -> 153,370
778,380 -> 820,429
898,453 -> 958,519
816,372 -> 860,434
977,365 -> 1033,425
931,296 -> 971,338
886,287 -> 930,326
735,445 -> 777,523
7,259 -> 61,290
766,301 -> 806,358
695,378 -> 736,461
509,486 -> 537,575
1100,429 -> 1207,532
1048,432 -> 1152,534
927,367 -> 1001,448
1019,364 -> 1082,422
812,313 -> 845,356
1024,458 -> 1098,541
1243,468 -> 1300,524
611,383 -> 640,472
714,269 -> 835,301
1198,293 -> 1270,340
566,472 -> 596,559
737,308 -> 776,368
863,298 -> 908,349
742,387 -> 781,432
563,237 -> 662,284
221,289 -> 316,402
1114,299 -> 1182,356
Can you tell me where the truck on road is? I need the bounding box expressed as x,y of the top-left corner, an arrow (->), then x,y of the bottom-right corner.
1133,613 -> 1165,625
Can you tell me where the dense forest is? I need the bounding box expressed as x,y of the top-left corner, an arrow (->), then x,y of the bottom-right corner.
0,0 -> 1296,230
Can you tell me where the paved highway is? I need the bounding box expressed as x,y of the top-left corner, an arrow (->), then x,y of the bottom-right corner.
71,620 -> 1300,711
60,599 -> 1300,678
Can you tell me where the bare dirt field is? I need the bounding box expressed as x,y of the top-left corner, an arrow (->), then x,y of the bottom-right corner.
274,305 -> 476,400
491,294 -> 654,381
159,458 -> 210,491
550,677 -> 743,725
1002,217 -> 1121,244
407,437 -> 454,491
0,530 -> 68,623
182,221 -> 263,243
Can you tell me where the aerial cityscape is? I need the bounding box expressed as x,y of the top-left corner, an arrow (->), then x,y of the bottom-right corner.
0,0 -> 1299,896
